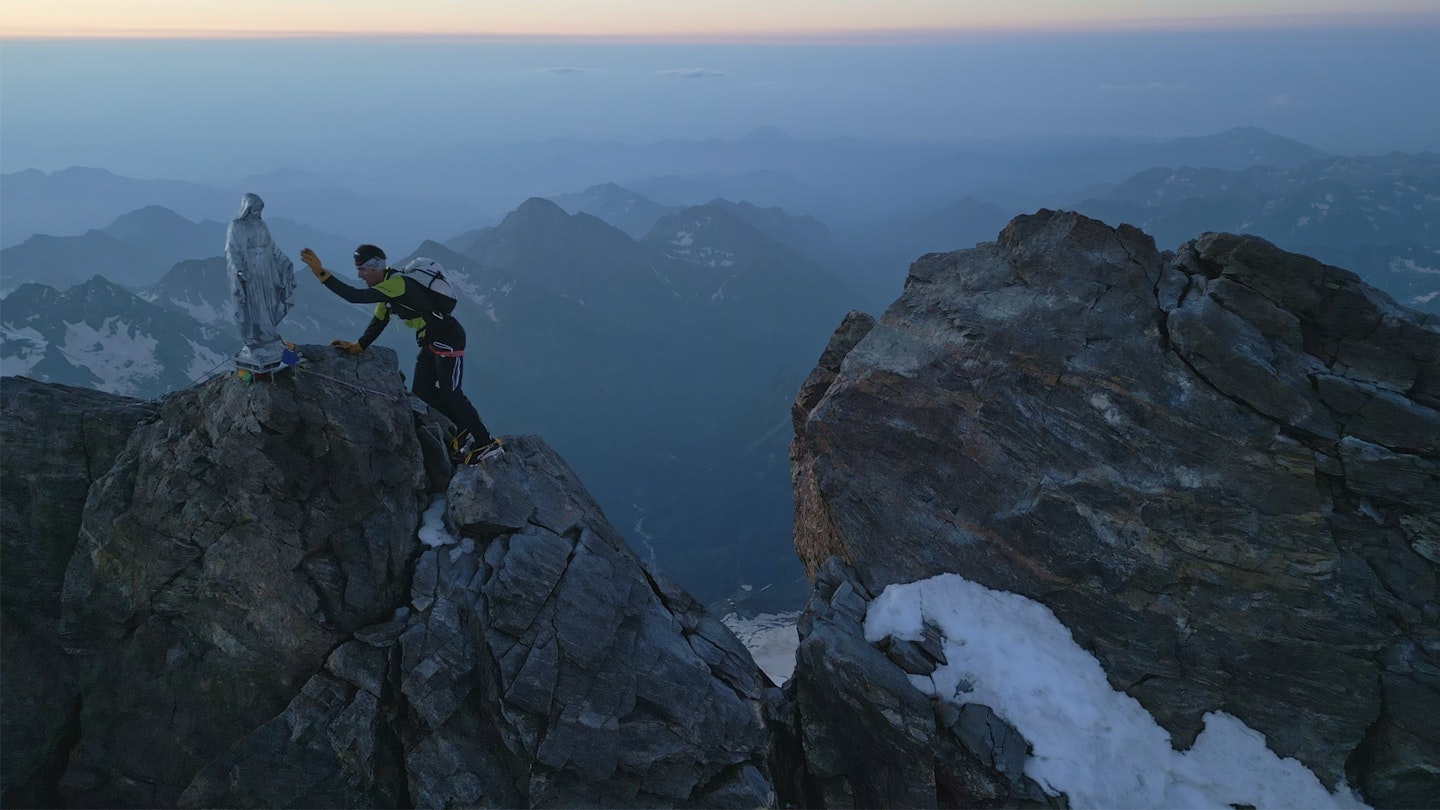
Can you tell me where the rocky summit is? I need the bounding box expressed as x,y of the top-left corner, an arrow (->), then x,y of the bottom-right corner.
4,209 -> 1437,809
1,346 -> 775,808
787,209 -> 1438,808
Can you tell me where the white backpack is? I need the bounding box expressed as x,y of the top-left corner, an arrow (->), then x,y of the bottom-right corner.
399,257 -> 457,315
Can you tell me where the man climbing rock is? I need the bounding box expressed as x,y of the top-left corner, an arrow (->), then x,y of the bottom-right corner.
300,244 -> 501,463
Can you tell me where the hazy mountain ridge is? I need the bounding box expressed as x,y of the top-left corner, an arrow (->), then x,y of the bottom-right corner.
1,202 -> 360,295
0,229 -> 147,297
550,182 -> 679,239
704,198 -> 836,263
4,126 -> 1435,600
443,198 -> 851,598
139,257 -> 232,325
0,166 -> 477,255
3,126 -> 1333,251
1070,152 -> 1440,311
1084,152 -> 1438,237
520,126 -> 1326,220
0,275 -> 231,397
0,166 -> 233,249
643,202 -> 844,329
139,254 -> 384,350
2,195 -> 851,601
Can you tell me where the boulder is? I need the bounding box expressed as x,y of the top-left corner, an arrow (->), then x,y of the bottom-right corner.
181,435 -> 778,808
789,210 -> 1439,807
55,346 -> 428,807
401,435 -> 775,807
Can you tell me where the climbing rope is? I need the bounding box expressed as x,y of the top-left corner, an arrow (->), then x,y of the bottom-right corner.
150,341 -> 244,400
134,341 -> 401,403
291,358 -> 402,402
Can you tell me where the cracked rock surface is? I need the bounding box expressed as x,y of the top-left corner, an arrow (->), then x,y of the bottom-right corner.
0,379 -> 158,807
183,436 -> 776,808
413,436 -> 773,807
51,346 -> 425,807
3,347 -> 775,807
789,209 -> 1439,807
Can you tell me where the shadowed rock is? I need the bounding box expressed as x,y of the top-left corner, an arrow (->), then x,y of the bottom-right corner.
6,346 -> 777,808
55,345 -> 426,807
182,435 -> 777,808
789,210 -> 1439,807
0,379 -> 158,807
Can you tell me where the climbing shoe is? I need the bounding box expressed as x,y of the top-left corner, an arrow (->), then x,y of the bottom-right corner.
463,438 -> 504,465
447,430 -> 473,463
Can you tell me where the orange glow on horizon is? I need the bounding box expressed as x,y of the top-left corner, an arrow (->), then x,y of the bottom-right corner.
2,1 -> 1437,41
5,15 -> 1439,43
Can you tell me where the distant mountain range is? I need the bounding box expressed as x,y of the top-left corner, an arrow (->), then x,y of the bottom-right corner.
3,126 -> 1331,251
1,195 -> 855,604
550,183 -> 679,239
446,198 -> 854,598
0,167 -> 232,249
1071,152 -> 1440,312
599,125 -> 1331,225
0,167 -> 482,254
138,254 -> 376,348
0,203 -> 359,295
3,125 -> 1436,606
1076,152 -> 1438,248
0,275 -> 231,396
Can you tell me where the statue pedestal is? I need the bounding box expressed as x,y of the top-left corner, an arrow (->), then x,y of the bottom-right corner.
234,342 -> 290,374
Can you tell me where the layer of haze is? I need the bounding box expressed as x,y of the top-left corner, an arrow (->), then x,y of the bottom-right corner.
3,24 -> 1436,184
6,0 -> 1436,38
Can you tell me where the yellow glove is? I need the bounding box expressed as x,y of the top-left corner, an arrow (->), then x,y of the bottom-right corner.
331,339 -> 364,355
300,248 -> 332,282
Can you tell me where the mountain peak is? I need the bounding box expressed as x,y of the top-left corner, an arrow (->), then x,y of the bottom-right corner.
789,208 -> 1438,807
3,350 -> 776,807
104,204 -> 196,235
504,196 -> 570,227
54,166 -> 122,180
77,273 -> 128,293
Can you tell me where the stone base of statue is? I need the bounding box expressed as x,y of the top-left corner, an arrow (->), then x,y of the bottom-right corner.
234,341 -> 290,374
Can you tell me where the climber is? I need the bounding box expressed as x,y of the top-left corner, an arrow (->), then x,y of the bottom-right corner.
299,244 -> 501,463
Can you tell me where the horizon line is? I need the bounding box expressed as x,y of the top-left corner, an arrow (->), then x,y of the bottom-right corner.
5,11 -> 1439,43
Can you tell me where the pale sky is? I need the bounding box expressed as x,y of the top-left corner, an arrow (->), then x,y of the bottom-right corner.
3,0 -> 1435,39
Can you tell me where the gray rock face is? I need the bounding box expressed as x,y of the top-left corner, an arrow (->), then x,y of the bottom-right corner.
790,210 -> 1439,807
6,348 -> 778,808
181,435 -> 777,808
0,378 -> 157,807
768,558 -> 1057,809
55,345 -> 426,807
420,436 -> 774,807
178,638 -> 411,808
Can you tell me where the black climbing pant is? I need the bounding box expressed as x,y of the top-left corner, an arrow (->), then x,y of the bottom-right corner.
413,346 -> 492,445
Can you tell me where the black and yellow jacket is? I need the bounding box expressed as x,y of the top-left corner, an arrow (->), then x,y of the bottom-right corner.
322,270 -> 465,352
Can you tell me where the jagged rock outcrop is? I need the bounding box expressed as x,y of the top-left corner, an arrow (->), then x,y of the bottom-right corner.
787,209 -> 1439,808
52,345 -> 426,806
183,435 -> 776,808
2,347 -> 777,808
769,558 -> 1058,809
0,379 -> 159,807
